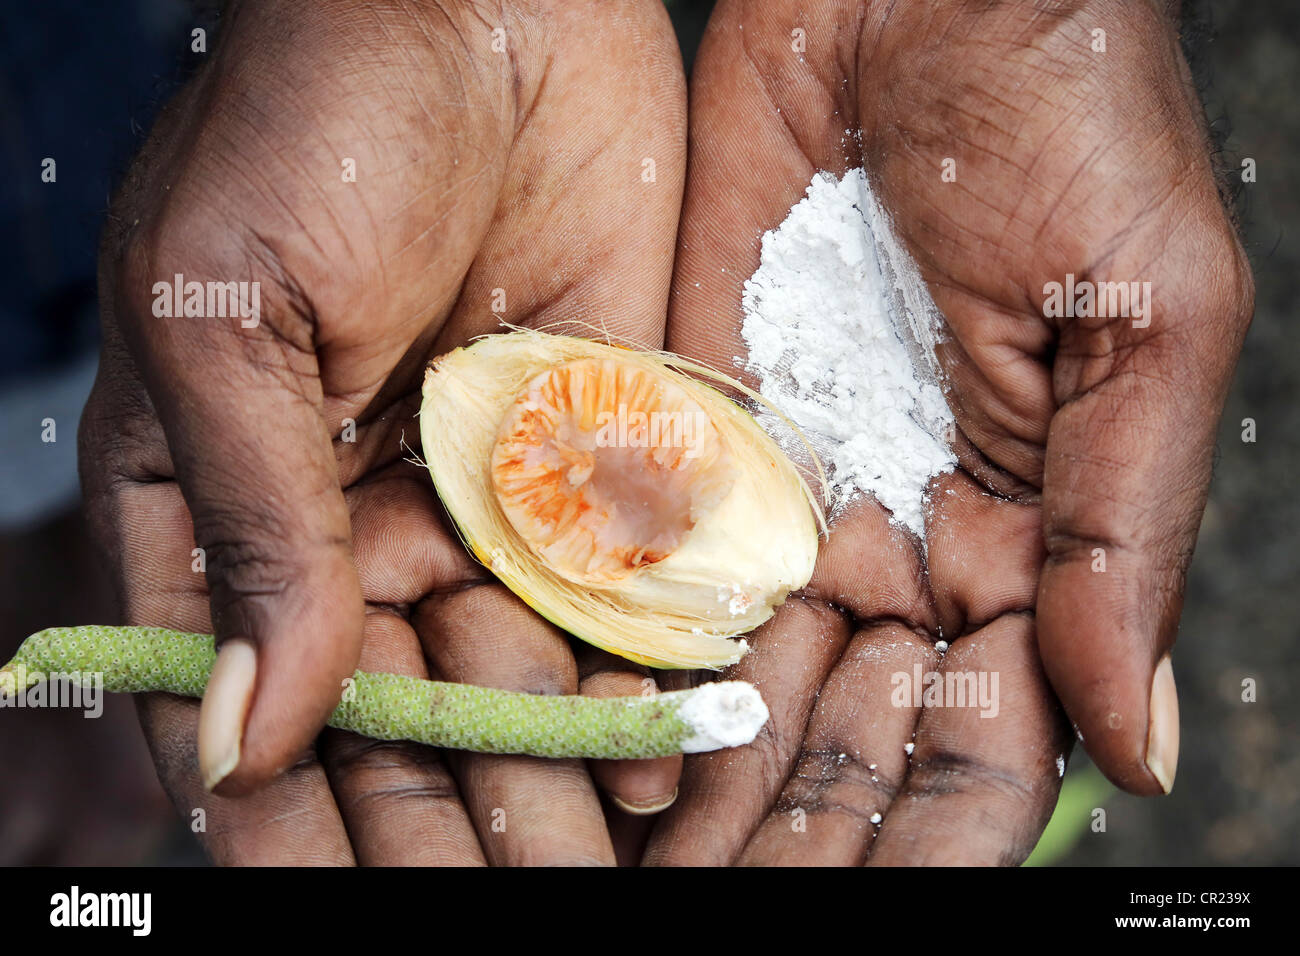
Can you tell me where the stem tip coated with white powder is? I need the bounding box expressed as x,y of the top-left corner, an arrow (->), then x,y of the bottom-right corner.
678,680 -> 771,753
1,626 -> 770,760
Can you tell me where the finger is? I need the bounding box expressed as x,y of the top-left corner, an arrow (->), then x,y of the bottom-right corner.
867,614 -> 1070,865
101,186 -> 368,797
739,468 -> 1052,865
72,470 -> 352,865
738,623 -> 932,866
855,473 -> 1064,865
641,490 -> 929,865
412,585 -> 616,866
923,470 -> 1044,639
607,803 -> 657,868
573,646 -> 682,816
643,597 -> 851,866
118,283 -> 364,797
344,464 -> 485,607
89,463 -> 485,864
135,690 -> 354,866
77,450 -> 472,633
77,474 -> 202,632
1036,207 -> 1253,796
801,498 -> 937,629
318,610 -> 485,866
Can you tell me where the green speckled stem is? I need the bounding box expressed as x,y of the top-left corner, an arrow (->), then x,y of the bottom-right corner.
1,627 -> 697,760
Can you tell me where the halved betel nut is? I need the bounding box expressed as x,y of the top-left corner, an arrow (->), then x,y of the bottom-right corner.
419,329 -> 820,669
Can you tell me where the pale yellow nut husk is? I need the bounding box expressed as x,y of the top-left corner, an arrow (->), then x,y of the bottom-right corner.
419,329 -> 821,669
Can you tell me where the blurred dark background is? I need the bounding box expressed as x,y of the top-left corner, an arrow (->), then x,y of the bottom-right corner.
0,0 -> 1294,865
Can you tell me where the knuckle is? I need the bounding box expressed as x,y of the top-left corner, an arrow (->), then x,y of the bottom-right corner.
517,656 -> 579,697
1226,242 -> 1256,327
203,534 -> 293,594
745,718 -> 792,787
776,744 -> 896,822
77,373 -> 169,484
197,523 -> 351,632
905,748 -> 1044,815
105,150 -> 323,362
201,536 -> 297,631
327,738 -> 460,801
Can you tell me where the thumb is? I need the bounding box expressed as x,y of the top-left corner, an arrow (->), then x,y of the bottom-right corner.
1036,219 -> 1253,796
112,245 -> 364,796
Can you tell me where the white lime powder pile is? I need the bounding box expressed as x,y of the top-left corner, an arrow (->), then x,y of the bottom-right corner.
740,168 -> 956,540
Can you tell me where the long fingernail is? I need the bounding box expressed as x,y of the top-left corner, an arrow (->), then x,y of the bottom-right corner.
1145,654 -> 1179,794
611,788 -> 678,816
199,638 -> 257,791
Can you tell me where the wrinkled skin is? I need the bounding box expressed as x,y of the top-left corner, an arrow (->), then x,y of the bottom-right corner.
645,0 -> 1253,864
85,0 -> 687,865
83,0 -> 1253,865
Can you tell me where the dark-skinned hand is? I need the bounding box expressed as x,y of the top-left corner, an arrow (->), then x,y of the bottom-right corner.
83,0 -> 687,865
643,0 -> 1253,865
